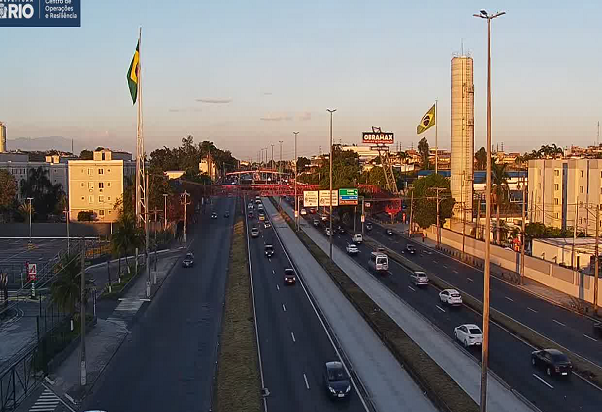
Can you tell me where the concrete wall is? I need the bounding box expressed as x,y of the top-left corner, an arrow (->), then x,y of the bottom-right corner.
0,223 -> 112,237
429,225 -> 602,306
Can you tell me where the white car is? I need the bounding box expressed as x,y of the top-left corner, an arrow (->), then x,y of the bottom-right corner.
325,228 -> 332,236
352,233 -> 363,243
248,203 -> 254,209
300,208 -> 307,216
410,271 -> 429,286
454,324 -> 483,348
346,243 -> 359,255
439,289 -> 462,306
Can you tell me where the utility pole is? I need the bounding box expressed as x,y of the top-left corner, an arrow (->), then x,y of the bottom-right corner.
271,144 -> 274,169
327,109 -> 337,260
520,176 -> 526,285
79,240 -> 86,387
279,140 -> 283,178
474,9 -> 505,412
409,190 -> 414,236
163,193 -> 168,230
462,171 -> 466,255
293,132 -> 299,231
435,99 -> 438,174
361,197 -> 365,236
429,187 -> 446,247
181,191 -> 191,243
595,205 -> 599,315
146,172 -> 150,298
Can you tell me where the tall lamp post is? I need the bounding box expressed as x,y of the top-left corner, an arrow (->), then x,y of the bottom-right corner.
293,132 -> 299,231
327,109 -> 337,260
163,193 -> 169,230
473,9 -> 505,412
27,197 -> 34,245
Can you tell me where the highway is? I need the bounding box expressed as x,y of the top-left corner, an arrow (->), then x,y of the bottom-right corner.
291,201 -> 602,412
245,198 -> 367,412
81,197 -> 235,412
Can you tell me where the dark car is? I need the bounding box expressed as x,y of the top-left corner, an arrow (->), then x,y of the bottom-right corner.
313,219 -> 320,227
224,211 -> 230,218
593,321 -> 602,337
211,212 -> 218,219
265,244 -> 274,258
248,211 -> 254,218
365,222 -> 373,231
386,228 -> 393,236
337,226 -> 346,234
531,349 -> 572,378
250,227 -> 260,238
182,253 -> 194,268
284,268 -> 296,285
323,361 -> 351,399
405,245 -> 416,254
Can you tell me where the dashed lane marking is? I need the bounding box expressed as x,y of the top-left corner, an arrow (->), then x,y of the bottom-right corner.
467,278 -> 473,282
552,319 -> 565,327
436,305 -> 446,313
583,334 -> 598,342
303,373 -> 310,389
282,304 -> 287,312
29,389 -> 60,412
532,374 -> 554,389
527,307 -> 538,313
505,296 -> 514,302
291,332 -> 296,342
408,286 -> 415,291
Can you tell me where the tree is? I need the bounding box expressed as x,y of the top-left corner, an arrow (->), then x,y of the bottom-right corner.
491,161 -> 510,244
475,147 -> 487,170
51,252 -> 91,315
418,137 -> 430,169
79,149 -> 93,160
20,167 -> 64,219
313,148 -> 360,189
296,157 -> 311,173
111,213 -> 144,274
409,173 -> 455,229
0,170 -> 17,219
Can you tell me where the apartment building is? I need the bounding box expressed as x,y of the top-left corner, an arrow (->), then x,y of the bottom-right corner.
528,159 -> 602,233
68,149 -> 135,222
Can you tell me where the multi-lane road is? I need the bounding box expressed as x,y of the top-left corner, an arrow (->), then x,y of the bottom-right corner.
82,197 -> 235,412
245,197 -> 367,412
292,201 -> 602,412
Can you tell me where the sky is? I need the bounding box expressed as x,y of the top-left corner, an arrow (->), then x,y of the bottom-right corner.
1,0 -> 601,161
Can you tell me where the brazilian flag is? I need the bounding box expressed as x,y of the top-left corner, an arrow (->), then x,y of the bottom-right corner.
417,104 -> 436,134
127,41 -> 140,104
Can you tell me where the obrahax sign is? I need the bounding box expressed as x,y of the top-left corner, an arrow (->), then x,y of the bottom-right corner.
0,0 -> 80,27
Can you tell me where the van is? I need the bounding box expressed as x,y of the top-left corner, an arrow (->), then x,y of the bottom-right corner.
369,251 -> 389,274
352,234 -> 363,243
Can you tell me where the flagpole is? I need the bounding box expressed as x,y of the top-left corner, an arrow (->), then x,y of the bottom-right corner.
135,27 -> 141,222
435,99 -> 438,175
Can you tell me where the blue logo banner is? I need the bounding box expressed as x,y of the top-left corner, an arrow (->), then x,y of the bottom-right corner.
0,0 -> 80,27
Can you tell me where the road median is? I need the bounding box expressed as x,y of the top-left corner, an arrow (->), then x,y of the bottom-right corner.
270,198 -> 479,412
214,214 -> 262,412
369,239 -> 602,388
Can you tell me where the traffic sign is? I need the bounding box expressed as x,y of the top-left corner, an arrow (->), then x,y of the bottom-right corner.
27,263 -> 37,281
319,190 -> 339,207
303,190 -> 319,207
338,188 -> 358,205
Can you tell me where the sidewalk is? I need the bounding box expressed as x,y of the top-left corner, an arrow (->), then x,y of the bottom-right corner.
381,221 -> 589,315
43,252 -> 180,405
275,199 -> 531,412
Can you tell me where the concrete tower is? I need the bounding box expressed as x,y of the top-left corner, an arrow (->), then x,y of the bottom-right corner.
450,56 -> 474,220
0,122 -> 6,153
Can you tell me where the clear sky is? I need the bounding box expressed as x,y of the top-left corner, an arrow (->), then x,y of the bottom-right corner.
1,0 -> 601,160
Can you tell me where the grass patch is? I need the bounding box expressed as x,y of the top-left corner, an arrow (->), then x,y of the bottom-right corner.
375,241 -> 602,388
100,263 -> 140,300
214,215 -> 262,412
270,198 -> 478,412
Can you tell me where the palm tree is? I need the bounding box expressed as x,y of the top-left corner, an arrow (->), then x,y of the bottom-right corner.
491,161 -> 510,244
51,251 -> 90,316
111,213 -> 144,277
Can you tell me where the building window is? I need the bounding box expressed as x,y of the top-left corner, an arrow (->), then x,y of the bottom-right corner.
98,168 -> 104,175
554,198 -> 559,205
80,183 -> 84,187
81,196 -> 84,201
580,217 -> 584,224
88,168 -> 93,175
107,196 -> 111,201
99,209 -> 105,216
81,169 -> 84,173
99,182 -> 104,189
88,195 -> 93,204
580,186 -> 584,193
554,170 -> 559,177
98,195 -> 104,203
554,184 -> 559,190
88,182 -> 94,189
107,169 -> 111,173
107,182 -> 111,187
555,213 -> 559,219
581,171 -> 584,178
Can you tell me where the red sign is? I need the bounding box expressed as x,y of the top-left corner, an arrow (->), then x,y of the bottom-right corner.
27,263 -> 37,281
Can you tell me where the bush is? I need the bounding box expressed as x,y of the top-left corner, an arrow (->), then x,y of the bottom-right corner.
77,210 -> 95,222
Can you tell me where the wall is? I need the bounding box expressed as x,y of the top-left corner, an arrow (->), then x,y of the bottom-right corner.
429,225 -> 602,306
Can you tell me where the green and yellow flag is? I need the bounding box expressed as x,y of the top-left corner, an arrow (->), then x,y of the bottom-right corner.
417,104 -> 436,134
127,40 -> 140,104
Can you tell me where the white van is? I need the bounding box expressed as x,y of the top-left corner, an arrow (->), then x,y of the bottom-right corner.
369,251 -> 389,274
352,234 -> 363,243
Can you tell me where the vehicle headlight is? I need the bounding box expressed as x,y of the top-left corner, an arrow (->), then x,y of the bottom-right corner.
346,385 -> 351,393
329,386 -> 336,393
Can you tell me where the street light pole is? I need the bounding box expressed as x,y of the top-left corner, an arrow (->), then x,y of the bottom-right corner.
279,140 -> 284,181
27,197 -> 33,244
64,208 -> 70,255
327,109 -> 337,260
474,9 -> 505,412
293,132 -> 299,231
163,193 -> 168,230
520,176 -> 526,285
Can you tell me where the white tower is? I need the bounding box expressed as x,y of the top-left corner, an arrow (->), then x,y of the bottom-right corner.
451,56 -> 474,220
0,122 -> 6,152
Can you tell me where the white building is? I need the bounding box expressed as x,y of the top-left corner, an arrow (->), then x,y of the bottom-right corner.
532,237 -> 597,269
0,152 -> 68,201
0,122 -> 6,153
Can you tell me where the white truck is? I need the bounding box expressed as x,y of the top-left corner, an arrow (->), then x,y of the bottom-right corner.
368,251 -> 389,275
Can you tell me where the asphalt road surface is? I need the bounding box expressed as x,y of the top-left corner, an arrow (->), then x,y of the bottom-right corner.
246,199 -> 367,412
81,197 -> 234,412
293,203 -> 602,412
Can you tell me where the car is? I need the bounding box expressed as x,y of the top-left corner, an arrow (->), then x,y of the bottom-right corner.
337,226 -> 346,234
352,234 -> 363,243
248,211 -> 253,218
309,208 -> 317,214
300,208 -> 307,216
284,268 -> 296,284
531,349 -> 572,378
264,221 -> 272,229
410,271 -> 429,286
182,253 -> 194,268
224,211 -> 230,218
258,213 -> 265,221
313,219 -> 320,227
264,244 -> 274,258
250,227 -> 260,238
325,228 -> 332,236
346,243 -> 359,255
321,214 -> 328,222
439,289 -> 462,305
386,228 -> 393,236
323,361 -> 352,399
594,321 -> 602,337
405,245 -> 416,254
211,212 -> 218,219
248,203 -> 254,210
365,222 -> 373,231
454,324 -> 483,347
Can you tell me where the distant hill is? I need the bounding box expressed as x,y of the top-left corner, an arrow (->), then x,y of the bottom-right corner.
7,136 -> 80,153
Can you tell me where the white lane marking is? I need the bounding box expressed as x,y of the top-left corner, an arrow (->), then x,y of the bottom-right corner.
467,278 -> 473,282
291,332 -> 296,342
552,319 -> 565,327
408,285 -> 416,291
443,265 -> 448,269
583,334 -> 598,342
276,284 -> 280,291
272,269 -> 275,274
433,260 -> 438,264
436,305 -> 446,313
282,304 -> 287,312
505,296 -> 514,302
527,307 -> 538,313
303,373 -> 310,389
532,373 -> 554,389
453,270 -> 458,274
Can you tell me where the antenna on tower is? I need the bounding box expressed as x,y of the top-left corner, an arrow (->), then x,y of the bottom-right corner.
461,38 -> 464,56
597,121 -> 600,146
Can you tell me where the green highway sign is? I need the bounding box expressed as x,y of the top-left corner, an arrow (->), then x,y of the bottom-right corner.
338,188 -> 358,205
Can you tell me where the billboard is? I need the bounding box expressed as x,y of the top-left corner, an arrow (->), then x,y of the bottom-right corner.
319,190 -> 339,207
303,191 -> 319,207
338,188 -> 358,205
362,131 -> 394,145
